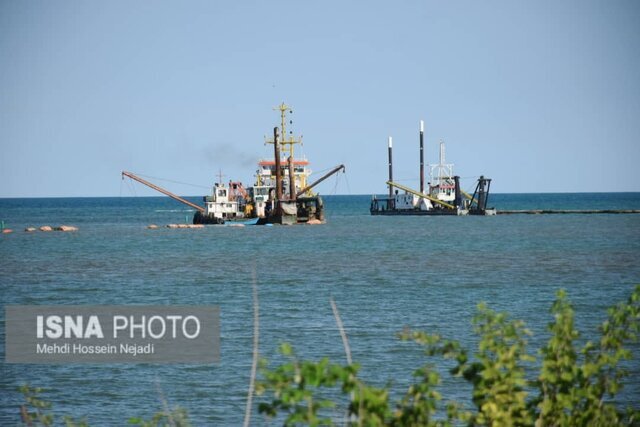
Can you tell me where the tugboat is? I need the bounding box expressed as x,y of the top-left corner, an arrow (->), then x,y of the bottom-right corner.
370,120 -> 496,216
123,103 -> 345,224
192,179 -> 248,224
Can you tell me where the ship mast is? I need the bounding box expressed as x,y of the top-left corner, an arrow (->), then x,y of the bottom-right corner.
430,139 -> 454,189
266,103 -> 303,159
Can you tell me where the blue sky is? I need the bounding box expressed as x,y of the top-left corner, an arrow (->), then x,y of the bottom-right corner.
1,1 -> 639,197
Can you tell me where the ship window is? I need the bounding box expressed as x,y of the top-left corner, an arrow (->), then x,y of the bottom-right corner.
218,190 -> 227,197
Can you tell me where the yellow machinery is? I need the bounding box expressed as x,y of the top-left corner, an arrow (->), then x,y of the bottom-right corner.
386,180 -> 456,210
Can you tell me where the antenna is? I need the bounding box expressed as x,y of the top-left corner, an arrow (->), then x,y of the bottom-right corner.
388,136 -> 393,205
216,169 -> 225,185
419,120 -> 425,194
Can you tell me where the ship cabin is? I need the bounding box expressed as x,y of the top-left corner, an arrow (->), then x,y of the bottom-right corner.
204,183 -> 244,220
428,177 -> 456,204
255,159 -> 311,197
248,185 -> 271,218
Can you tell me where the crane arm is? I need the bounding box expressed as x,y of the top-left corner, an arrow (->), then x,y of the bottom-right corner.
122,171 -> 205,213
296,164 -> 345,198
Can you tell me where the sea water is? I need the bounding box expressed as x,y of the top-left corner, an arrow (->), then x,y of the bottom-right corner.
1,193 -> 639,425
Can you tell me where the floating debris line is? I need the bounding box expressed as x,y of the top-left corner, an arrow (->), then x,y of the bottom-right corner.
498,210 -> 640,215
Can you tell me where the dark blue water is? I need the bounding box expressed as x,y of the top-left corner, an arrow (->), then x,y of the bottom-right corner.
1,193 -> 639,425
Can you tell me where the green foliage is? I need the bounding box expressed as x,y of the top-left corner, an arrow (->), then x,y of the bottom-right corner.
534,288 -> 584,425
400,303 -> 535,426
16,286 -> 640,426
256,342 -> 362,425
18,384 -> 189,427
390,363 -> 447,427
258,286 -> 640,426
465,303 -> 534,426
18,385 -> 88,427
19,385 -> 54,426
534,286 -> 640,426
127,407 -> 190,427
349,380 -> 392,426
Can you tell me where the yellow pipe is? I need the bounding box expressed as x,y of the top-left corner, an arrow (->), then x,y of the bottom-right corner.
461,189 -> 477,205
386,181 -> 456,210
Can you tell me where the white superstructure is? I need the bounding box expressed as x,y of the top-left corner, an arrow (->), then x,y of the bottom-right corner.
204,183 -> 245,220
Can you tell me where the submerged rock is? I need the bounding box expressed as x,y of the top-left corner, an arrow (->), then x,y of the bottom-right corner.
147,224 -> 159,229
56,225 -> 78,232
39,226 -> 53,232
25,227 -> 37,232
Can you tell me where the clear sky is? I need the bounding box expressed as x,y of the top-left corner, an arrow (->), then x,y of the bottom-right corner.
1,1 -> 639,197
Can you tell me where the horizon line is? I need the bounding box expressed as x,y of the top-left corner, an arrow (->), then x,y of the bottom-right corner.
2,191 -> 640,200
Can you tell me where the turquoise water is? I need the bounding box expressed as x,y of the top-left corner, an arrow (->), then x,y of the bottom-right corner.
1,193 -> 639,425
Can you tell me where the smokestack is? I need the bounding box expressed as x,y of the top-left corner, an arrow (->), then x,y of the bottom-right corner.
288,156 -> 296,200
388,136 -> 393,200
419,120 -> 424,194
274,127 -> 282,201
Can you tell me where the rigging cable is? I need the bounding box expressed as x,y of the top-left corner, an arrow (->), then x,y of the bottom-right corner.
332,172 -> 340,195
343,171 -> 352,195
133,173 -> 210,190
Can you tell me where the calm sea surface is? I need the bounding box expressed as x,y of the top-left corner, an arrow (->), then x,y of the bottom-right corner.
1,193 -> 639,425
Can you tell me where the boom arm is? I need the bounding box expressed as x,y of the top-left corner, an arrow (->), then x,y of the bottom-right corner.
122,171 -> 205,213
461,189 -> 477,205
296,164 -> 345,198
386,180 -> 455,210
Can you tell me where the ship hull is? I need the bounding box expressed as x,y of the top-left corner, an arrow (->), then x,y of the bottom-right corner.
192,211 -> 225,225
370,209 -> 459,216
370,208 -> 496,216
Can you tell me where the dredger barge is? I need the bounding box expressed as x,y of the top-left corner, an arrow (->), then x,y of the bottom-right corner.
369,120 -> 640,216
371,120 -> 495,216
123,103 -> 345,225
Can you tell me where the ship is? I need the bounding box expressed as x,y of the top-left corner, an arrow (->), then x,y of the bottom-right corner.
370,120 -> 496,216
123,103 -> 345,225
